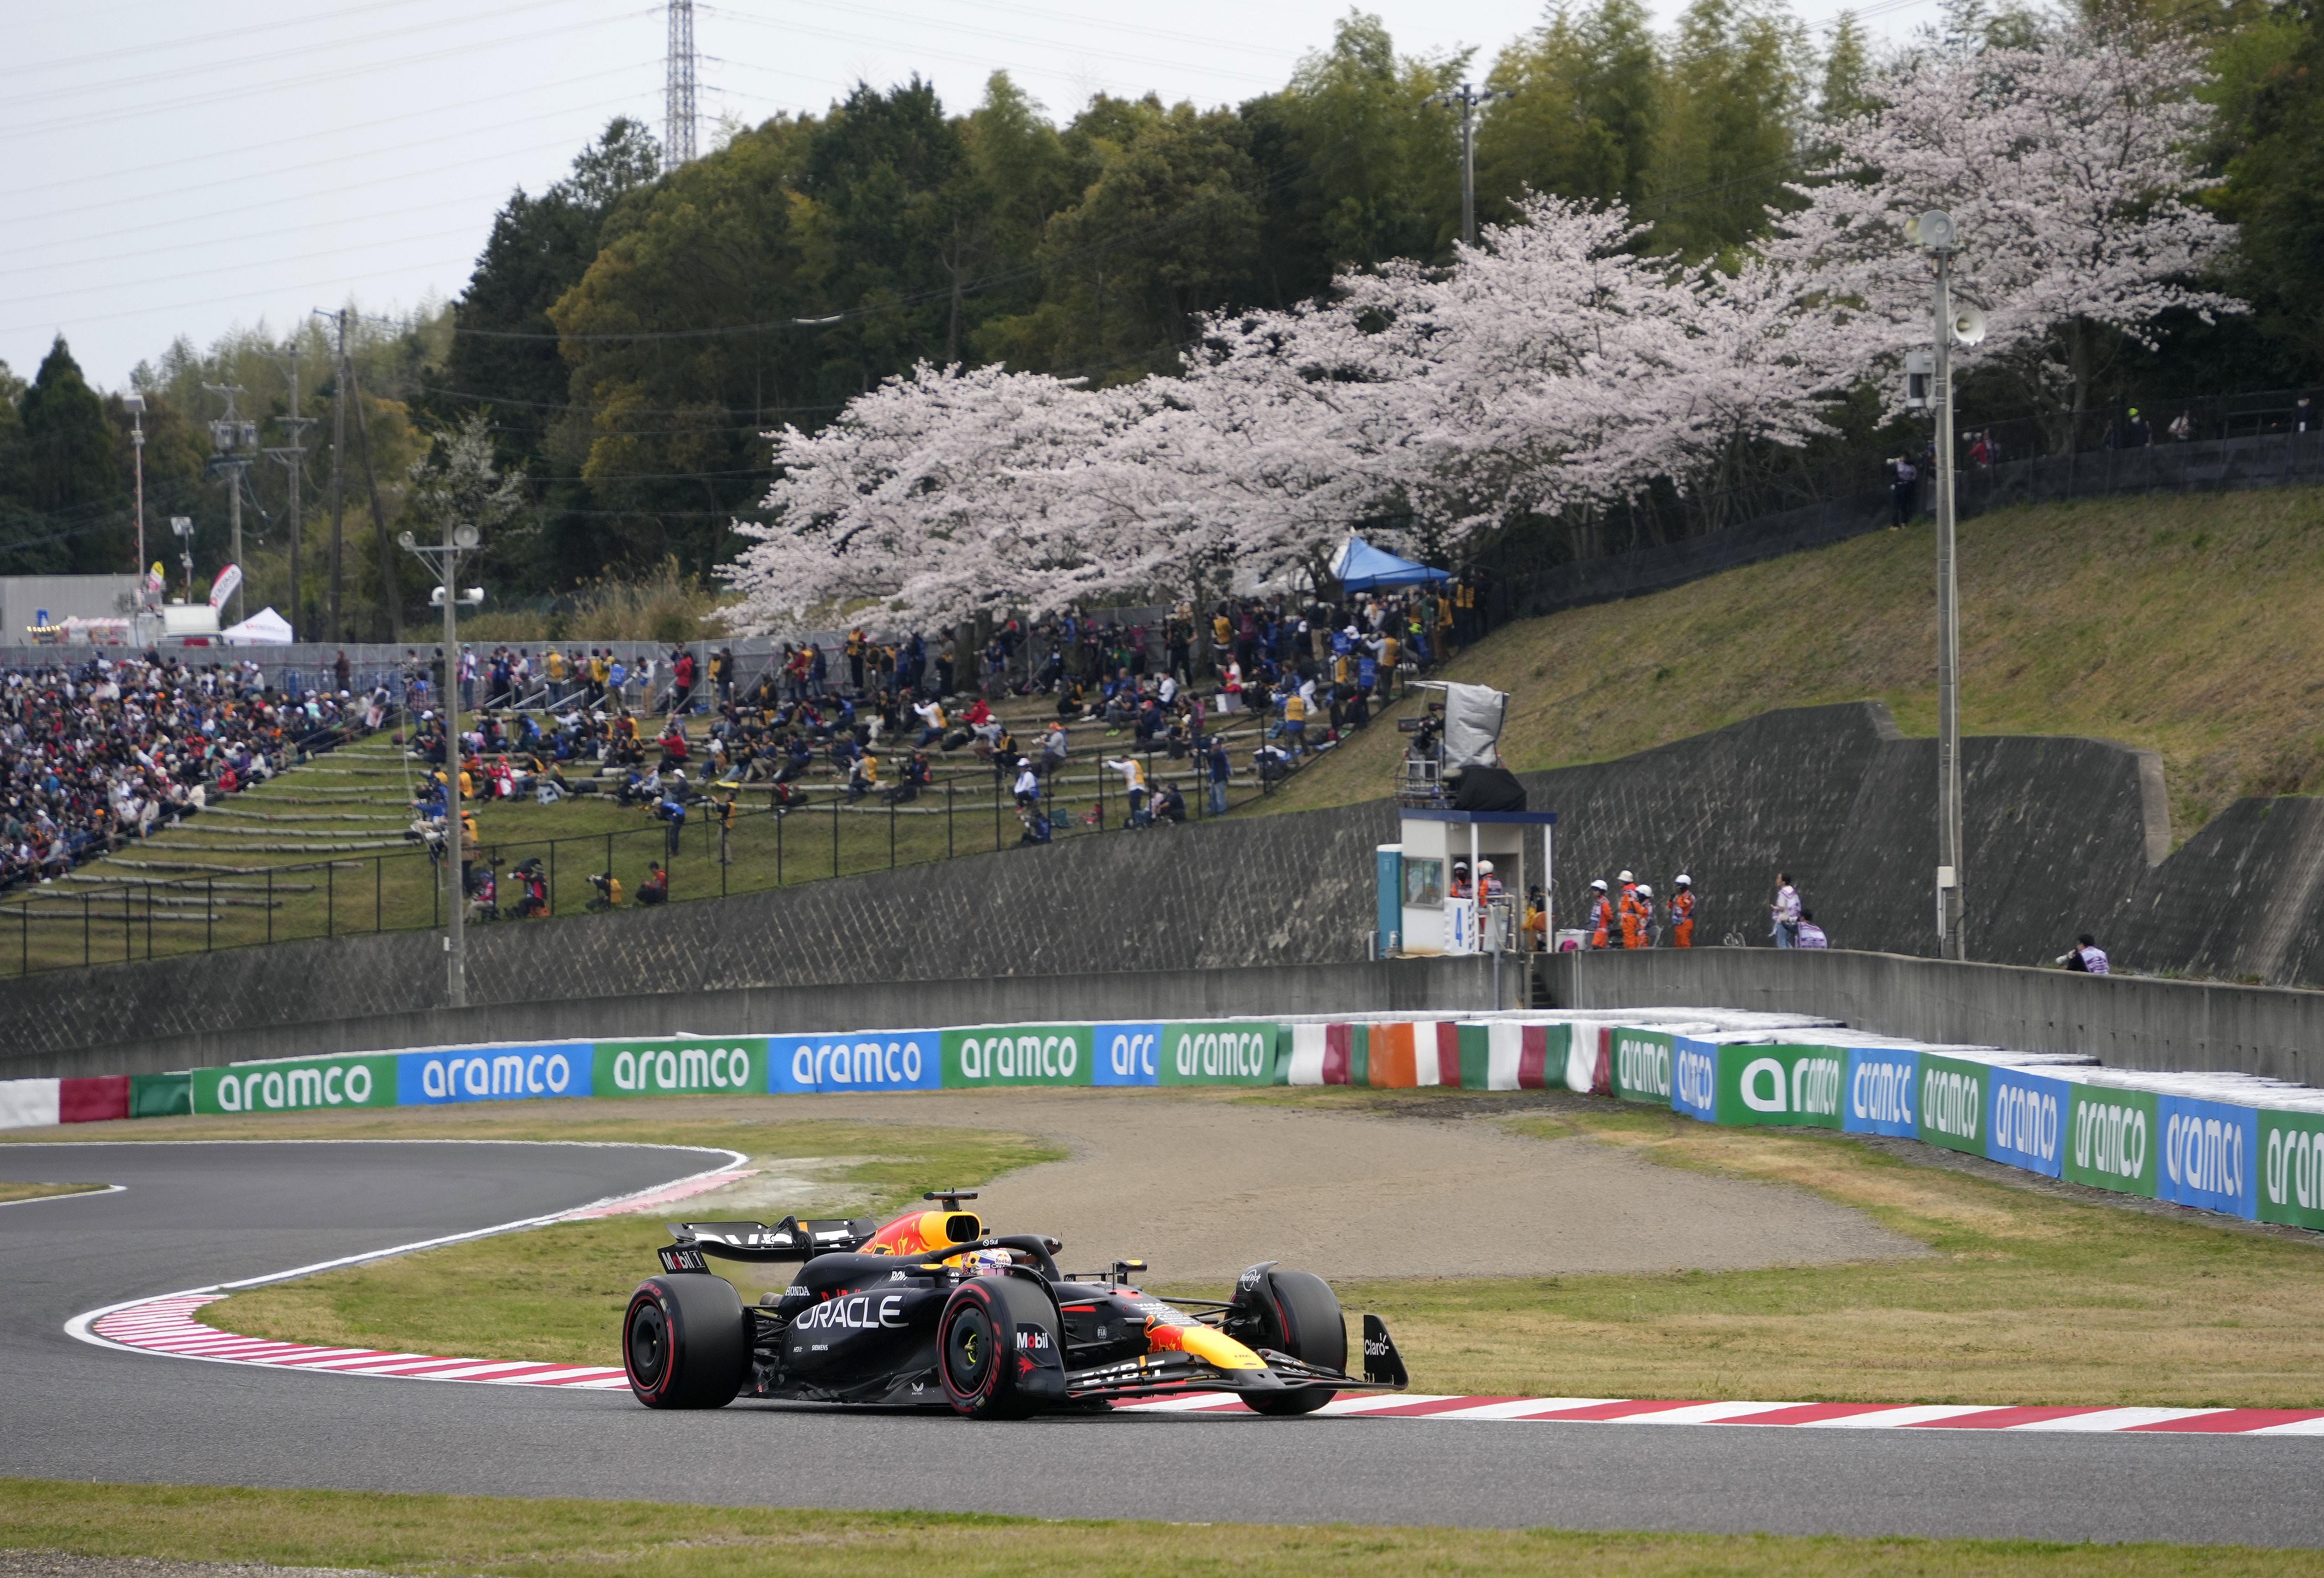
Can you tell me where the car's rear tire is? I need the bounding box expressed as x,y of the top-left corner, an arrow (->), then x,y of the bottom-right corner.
1243,1268 -> 1344,1416
938,1275 -> 1059,1420
624,1275 -> 747,1409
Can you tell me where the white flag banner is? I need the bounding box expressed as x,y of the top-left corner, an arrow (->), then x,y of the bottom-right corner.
207,563 -> 242,610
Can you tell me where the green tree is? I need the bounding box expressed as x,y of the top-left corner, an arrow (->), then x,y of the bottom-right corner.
13,338 -> 121,573
1478,0 -> 1664,220
2215,0 -> 2324,379
548,115 -> 818,576
976,96 -> 1264,380
1646,0 -> 1808,257
425,117 -> 661,592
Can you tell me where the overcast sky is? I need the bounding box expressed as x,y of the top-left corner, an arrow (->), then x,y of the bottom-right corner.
6,0 -> 1940,392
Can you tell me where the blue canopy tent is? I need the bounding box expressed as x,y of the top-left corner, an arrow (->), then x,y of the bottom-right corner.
1331,535 -> 1452,592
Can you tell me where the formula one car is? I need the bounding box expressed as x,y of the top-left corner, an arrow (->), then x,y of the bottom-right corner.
622,1190 -> 1409,1419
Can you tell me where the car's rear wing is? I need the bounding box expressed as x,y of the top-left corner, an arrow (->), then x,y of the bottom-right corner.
663,1215 -> 875,1264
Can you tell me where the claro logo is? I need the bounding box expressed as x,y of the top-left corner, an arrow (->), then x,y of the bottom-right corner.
2164,1112 -> 2244,1199
1173,1029 -> 1266,1080
957,1032 -> 1081,1080
2265,1125 -> 2324,1211
1740,1055 -> 1840,1116
1922,1067 -> 1982,1142
791,1038 -> 925,1089
2073,1097 -> 2148,1180
422,1052 -> 571,1100
1991,1083 -> 2058,1162
612,1044 -> 754,1093
214,1063 -> 374,1111
1851,1059 -> 1915,1127
1615,1036 -> 1671,1099
1675,1048 -> 1716,1111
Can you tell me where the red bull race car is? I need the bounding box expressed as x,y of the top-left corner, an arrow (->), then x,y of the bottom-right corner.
622,1190 -> 1408,1419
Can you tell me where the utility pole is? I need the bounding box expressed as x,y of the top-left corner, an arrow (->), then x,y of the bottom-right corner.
400,522 -> 484,1008
1908,209 -> 1981,963
327,310 -> 348,643
664,0 -> 697,171
261,363 -> 316,636
1424,82 -> 1504,249
202,384 -> 258,623
123,394 -> 146,581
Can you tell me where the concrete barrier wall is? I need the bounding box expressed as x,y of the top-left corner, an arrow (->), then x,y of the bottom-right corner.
1538,947 -> 2324,1085
16,699 -> 2324,1071
10,955 -> 1507,1080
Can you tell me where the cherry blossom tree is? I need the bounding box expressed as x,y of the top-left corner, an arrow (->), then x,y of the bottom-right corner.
1770,15 -> 2240,442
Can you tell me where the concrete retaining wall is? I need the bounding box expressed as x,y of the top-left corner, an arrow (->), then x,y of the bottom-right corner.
1538,947 -> 2324,1085
17,699 -> 2324,1073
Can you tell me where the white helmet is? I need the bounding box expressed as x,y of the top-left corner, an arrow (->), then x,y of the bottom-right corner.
1675,874 -> 1692,887
1477,860 -> 1493,874
1590,878 -> 1608,892
1618,869 -> 1634,883
1637,884 -> 1653,898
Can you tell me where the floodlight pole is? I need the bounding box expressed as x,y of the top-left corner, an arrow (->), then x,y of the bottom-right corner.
1931,245 -> 1965,961
1425,83 -> 1503,249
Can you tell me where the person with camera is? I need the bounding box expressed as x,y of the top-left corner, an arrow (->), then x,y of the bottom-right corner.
656,775 -> 689,855
638,861 -> 669,906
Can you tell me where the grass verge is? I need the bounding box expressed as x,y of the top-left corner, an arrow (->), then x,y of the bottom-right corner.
1246,486 -> 2324,839
5,1479 -> 2322,1577
0,1180 -> 105,1205
190,1110 -> 1057,1362
1237,1092 -> 2324,1406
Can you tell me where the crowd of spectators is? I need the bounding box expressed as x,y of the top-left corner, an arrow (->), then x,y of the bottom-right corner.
0,651 -> 379,893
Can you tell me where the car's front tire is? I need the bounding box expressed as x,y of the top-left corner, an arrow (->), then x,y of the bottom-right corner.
623,1275 -> 747,1409
1242,1268 -> 1345,1416
938,1275 -> 1059,1420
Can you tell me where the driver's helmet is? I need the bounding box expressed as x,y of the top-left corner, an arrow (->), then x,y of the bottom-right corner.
959,1248 -> 1013,1277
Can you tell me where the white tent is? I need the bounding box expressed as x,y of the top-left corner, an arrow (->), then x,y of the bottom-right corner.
222,606 -> 294,645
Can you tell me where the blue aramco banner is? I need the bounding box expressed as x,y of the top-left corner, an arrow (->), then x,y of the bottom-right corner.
1843,1047 -> 1919,1138
2157,1094 -> 2258,1219
1986,1065 -> 2069,1179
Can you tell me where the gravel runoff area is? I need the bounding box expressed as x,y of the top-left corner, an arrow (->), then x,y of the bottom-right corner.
693,1088 -> 1924,1280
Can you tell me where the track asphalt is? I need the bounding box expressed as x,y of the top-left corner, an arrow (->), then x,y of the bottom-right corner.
3,1140 -> 2320,1546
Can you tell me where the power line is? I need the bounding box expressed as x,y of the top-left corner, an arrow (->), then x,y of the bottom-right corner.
0,6 -> 657,141
3,0 -> 639,110
9,226 -> 488,310
0,77 -> 653,206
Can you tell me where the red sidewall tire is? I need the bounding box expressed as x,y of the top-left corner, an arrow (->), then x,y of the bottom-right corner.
624,1275 -> 746,1410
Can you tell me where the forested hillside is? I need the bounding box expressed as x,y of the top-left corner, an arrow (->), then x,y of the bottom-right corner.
1,0 -> 2319,639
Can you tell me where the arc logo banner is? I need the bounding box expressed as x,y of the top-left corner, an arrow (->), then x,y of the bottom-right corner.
1720,1044 -> 1844,1128
594,1039 -> 763,1098
942,1025 -> 1093,1087
1095,1023 -> 1161,1087
2063,1084 -> 2158,1197
194,1055 -> 398,1115
2258,1108 -> 2324,1230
